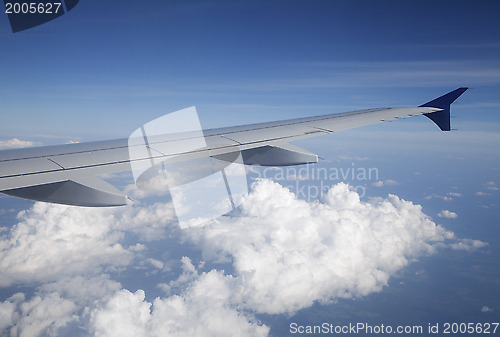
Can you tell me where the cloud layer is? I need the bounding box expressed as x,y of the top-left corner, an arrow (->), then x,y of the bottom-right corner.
190,180 -> 457,314
0,179 -> 487,336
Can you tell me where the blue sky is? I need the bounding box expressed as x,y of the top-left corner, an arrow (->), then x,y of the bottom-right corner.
0,1 -> 499,336
1,0 -> 499,139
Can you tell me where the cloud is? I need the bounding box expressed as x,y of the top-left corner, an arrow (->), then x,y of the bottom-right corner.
0,138 -> 40,150
90,289 -> 152,337
0,179 -> 489,336
89,259 -> 269,337
146,258 -> 165,270
477,182 -> 498,195
437,210 -> 458,219
449,239 -> 488,251
372,179 -> 398,187
0,198 -> 179,287
0,275 -> 122,337
0,199 -> 178,337
0,294 -> 18,332
188,180 -> 471,314
0,203 -> 132,287
476,191 -> 490,196
38,275 -> 121,305
117,201 -> 177,241
7,292 -> 78,337
425,194 -> 454,201
481,306 -> 494,313
485,182 -> 498,191
447,192 -> 462,197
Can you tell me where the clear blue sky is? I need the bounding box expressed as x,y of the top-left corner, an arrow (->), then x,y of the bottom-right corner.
0,1 -> 499,336
0,0 -> 499,140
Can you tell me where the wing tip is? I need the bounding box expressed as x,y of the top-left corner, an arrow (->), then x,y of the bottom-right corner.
420,87 -> 468,131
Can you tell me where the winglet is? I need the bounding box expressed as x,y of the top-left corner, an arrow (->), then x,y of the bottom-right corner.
419,87 -> 468,131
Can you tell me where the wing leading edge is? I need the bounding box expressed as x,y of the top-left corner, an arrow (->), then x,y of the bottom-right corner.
0,88 -> 468,206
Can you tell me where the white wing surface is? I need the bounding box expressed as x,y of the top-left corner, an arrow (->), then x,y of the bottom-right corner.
0,88 -> 468,206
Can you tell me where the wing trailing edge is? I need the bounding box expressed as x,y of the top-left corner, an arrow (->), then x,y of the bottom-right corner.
1,176 -> 127,207
239,143 -> 318,166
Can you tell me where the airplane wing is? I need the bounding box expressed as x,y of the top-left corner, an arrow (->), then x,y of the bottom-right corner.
0,88 -> 468,207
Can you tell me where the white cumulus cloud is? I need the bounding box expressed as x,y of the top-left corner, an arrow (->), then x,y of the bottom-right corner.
437,210 -> 458,219
90,258 -> 269,337
0,138 -> 39,150
188,180 -> 468,314
449,239 -> 488,251
0,199 -> 178,337
7,292 -> 77,337
0,179 -> 489,337
0,203 -> 132,287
